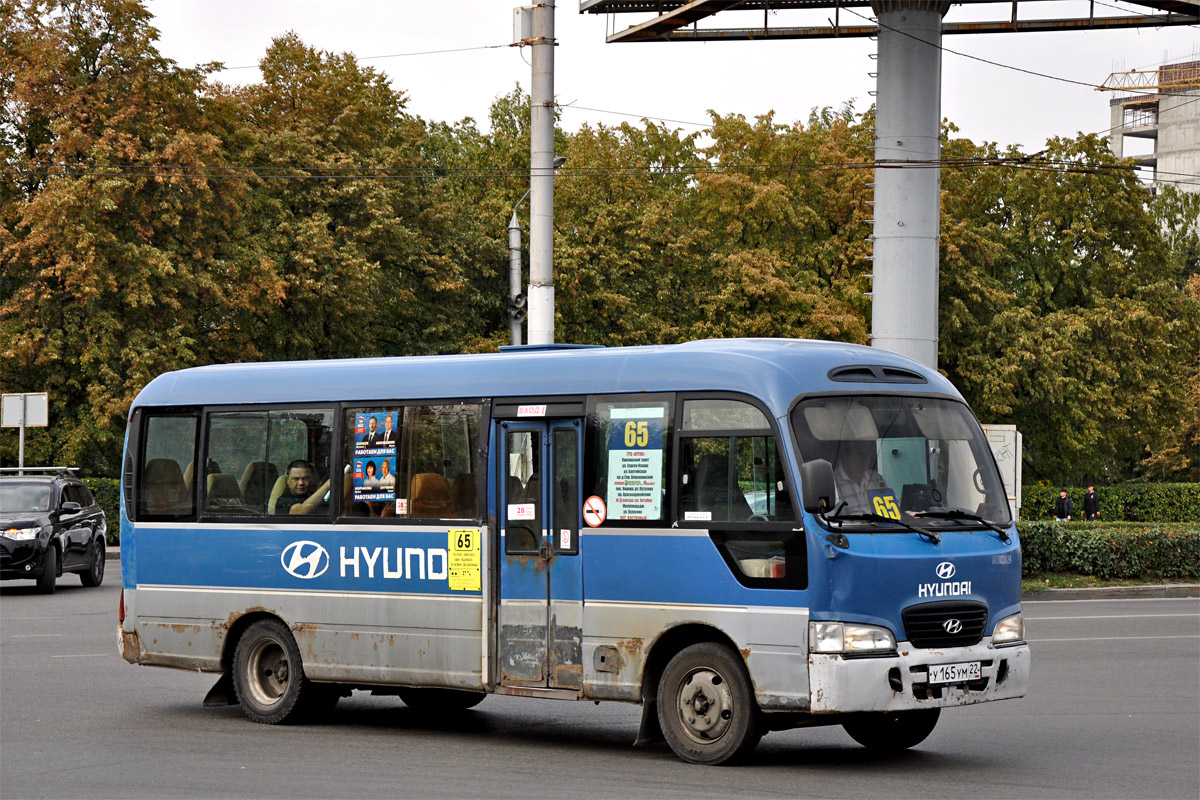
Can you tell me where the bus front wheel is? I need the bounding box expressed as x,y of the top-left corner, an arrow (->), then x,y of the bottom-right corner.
232,619 -> 317,724
842,708 -> 940,752
657,642 -> 762,765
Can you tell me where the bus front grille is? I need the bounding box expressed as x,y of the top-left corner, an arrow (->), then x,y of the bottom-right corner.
902,601 -> 988,648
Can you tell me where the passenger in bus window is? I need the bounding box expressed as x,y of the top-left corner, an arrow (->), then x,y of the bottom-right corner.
834,440 -> 888,513
275,460 -> 328,515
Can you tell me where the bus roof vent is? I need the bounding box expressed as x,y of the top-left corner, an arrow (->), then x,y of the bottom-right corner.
828,365 -> 927,384
498,343 -> 605,353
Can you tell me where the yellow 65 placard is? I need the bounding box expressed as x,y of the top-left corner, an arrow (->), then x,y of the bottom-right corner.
448,528 -> 481,591
870,491 -> 902,521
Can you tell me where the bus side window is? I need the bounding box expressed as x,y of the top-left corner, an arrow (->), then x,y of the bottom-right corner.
677,397 -> 794,523
583,395 -> 673,526
341,403 -> 482,521
139,413 -> 198,519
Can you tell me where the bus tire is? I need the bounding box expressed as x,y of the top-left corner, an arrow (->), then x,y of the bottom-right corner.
657,642 -> 762,765
398,687 -> 486,713
37,546 -> 58,594
232,619 -> 316,724
842,708 -> 940,751
80,538 -> 105,587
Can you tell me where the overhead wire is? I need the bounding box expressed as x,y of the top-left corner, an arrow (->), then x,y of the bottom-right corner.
841,5 -> 1200,99
210,43 -> 514,72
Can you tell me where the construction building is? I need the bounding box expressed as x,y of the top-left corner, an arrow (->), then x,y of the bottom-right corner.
1107,59 -> 1200,194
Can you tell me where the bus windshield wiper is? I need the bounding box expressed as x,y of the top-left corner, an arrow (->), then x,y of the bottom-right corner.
913,509 -> 1011,544
824,505 -> 941,545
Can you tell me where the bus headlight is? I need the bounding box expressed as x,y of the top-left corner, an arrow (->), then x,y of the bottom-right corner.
3,526 -> 41,541
810,621 -> 896,654
992,612 -> 1024,645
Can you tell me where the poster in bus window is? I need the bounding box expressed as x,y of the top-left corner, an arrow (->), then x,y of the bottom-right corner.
355,411 -> 398,449
353,455 -> 397,502
353,410 -> 398,502
606,407 -> 665,521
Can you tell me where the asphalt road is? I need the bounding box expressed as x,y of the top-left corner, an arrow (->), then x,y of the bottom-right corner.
1,566 -> 1197,799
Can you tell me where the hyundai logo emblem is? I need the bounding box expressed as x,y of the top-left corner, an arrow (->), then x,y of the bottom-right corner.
281,540 -> 330,580
943,618 -> 963,634
935,561 -> 956,580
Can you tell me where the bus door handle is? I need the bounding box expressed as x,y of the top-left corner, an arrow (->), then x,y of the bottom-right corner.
539,536 -> 552,562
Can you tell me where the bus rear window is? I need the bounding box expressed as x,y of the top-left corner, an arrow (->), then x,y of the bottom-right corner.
139,413 -> 198,519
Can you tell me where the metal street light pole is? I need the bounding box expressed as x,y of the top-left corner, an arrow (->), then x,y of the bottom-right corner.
507,194 -> 530,346
507,154 -> 565,347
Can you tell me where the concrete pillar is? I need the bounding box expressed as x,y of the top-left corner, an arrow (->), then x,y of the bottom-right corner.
527,0 -> 556,344
870,1 -> 949,370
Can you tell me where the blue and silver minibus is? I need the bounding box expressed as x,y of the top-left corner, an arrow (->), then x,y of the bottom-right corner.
118,339 -> 1029,764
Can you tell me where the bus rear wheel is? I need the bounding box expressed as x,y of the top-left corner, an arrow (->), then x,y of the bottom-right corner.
842,708 -> 940,752
398,687 -> 486,713
657,642 -> 762,765
232,619 -> 317,724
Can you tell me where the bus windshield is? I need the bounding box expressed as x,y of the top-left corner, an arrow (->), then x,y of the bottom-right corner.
791,395 -> 1012,527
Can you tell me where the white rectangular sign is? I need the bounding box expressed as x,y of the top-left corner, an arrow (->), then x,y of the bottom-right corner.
2,393 -> 49,427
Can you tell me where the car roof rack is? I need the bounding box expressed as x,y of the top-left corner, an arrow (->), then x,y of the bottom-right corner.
0,467 -> 79,476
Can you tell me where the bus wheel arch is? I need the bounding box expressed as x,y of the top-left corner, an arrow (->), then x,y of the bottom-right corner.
639,624 -> 754,708
220,610 -> 281,676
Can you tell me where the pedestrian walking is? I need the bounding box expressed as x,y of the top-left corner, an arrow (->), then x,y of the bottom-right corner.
1083,486 -> 1100,521
1053,489 -> 1073,522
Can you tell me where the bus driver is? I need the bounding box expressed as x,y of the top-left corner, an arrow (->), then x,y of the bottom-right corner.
834,440 -> 888,513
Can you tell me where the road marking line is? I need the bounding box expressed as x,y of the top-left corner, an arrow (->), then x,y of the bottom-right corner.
1028,613 -> 1199,621
1030,635 -> 1200,643
49,653 -> 110,658
11,634 -> 63,638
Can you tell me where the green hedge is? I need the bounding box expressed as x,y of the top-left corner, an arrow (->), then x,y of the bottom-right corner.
1022,483 -> 1199,523
1018,521 -> 1200,580
83,477 -> 121,544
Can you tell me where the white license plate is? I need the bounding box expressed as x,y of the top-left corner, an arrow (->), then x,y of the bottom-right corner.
927,661 -> 982,684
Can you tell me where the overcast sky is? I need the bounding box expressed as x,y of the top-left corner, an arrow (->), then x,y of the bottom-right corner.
145,1 -> 1198,154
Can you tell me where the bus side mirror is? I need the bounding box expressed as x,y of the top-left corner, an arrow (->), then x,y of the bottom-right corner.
800,459 -> 835,513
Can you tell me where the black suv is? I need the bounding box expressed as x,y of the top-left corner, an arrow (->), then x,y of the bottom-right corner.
1,468 -> 107,593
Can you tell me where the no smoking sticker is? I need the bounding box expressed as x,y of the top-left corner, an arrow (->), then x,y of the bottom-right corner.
583,495 -> 607,527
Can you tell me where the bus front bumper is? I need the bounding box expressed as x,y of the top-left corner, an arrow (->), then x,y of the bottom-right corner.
809,639 -> 1030,713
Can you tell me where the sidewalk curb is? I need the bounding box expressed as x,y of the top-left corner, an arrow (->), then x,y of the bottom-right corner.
1022,584 -> 1198,601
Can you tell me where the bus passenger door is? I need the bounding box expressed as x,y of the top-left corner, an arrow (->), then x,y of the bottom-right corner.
497,420 -> 583,690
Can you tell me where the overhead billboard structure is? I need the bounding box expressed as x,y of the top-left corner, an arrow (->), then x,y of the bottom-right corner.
580,0 -> 1199,370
